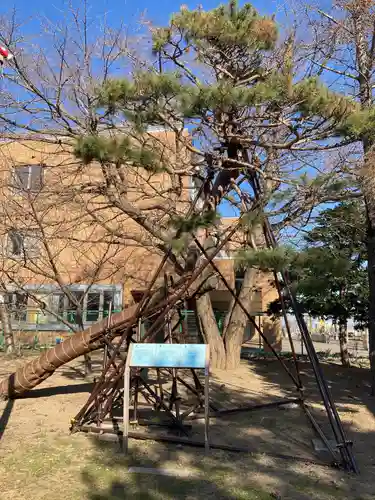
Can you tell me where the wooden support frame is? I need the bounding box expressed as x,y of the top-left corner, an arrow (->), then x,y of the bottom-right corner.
123,343 -> 210,454
70,176 -> 357,473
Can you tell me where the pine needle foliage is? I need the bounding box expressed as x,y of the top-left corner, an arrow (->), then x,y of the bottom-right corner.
339,107 -> 375,141
75,135 -> 166,172
169,210 -> 219,234
236,246 -> 297,272
153,2 -> 278,54
74,1 -> 357,175
293,78 -> 357,121
269,201 -> 369,327
238,210 -> 264,229
72,1 -> 363,280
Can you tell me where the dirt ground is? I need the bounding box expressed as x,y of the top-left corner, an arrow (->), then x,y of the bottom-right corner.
0,352 -> 375,500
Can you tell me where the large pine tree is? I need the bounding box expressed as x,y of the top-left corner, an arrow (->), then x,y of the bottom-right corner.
0,1 -> 360,397
74,2 -> 356,369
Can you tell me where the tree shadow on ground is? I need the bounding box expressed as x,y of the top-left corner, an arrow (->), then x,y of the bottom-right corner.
58,357 -> 103,381
21,381 -> 94,398
247,358 -> 375,493
248,358 -> 375,445
249,358 -> 374,416
2,350 -> 373,498
81,437 -> 325,500
77,357 -> 375,500
0,397 -> 14,441
0,372 -> 15,441
81,431 -> 373,500
81,442 -> 274,500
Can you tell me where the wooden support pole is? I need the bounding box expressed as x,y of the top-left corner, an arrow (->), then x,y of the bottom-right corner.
204,345 -> 210,452
123,344 -> 132,454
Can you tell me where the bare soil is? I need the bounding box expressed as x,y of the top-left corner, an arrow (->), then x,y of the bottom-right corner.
0,352 -> 374,499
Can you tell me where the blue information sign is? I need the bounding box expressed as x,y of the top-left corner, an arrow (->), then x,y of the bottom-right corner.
129,343 -> 207,369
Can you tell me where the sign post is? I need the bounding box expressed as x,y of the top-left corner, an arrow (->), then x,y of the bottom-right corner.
123,343 -> 210,453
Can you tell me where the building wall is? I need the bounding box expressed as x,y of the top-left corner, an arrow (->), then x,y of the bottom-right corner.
0,134 -> 279,344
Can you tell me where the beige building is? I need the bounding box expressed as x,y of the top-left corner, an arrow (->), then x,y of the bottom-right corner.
0,130 -> 279,348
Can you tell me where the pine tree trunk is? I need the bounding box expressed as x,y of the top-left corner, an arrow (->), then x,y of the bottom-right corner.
0,327 -> 98,398
338,318 -> 350,368
0,294 -> 14,354
196,294 -> 226,369
223,268 -> 257,370
0,305 -> 137,398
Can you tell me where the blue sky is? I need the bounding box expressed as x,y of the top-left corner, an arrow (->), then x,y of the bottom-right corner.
5,0 -> 343,227
9,0 -> 280,30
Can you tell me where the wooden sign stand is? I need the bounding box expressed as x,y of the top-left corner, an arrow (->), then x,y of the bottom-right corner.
123,343 -> 210,453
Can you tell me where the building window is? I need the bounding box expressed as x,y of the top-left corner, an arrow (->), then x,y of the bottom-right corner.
103,290 -> 115,318
86,292 -> 100,322
46,293 -> 65,323
8,230 -> 23,256
4,284 -> 122,330
7,229 -> 40,258
62,288 -> 120,325
12,165 -> 43,192
67,291 -> 85,324
5,292 -> 28,321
